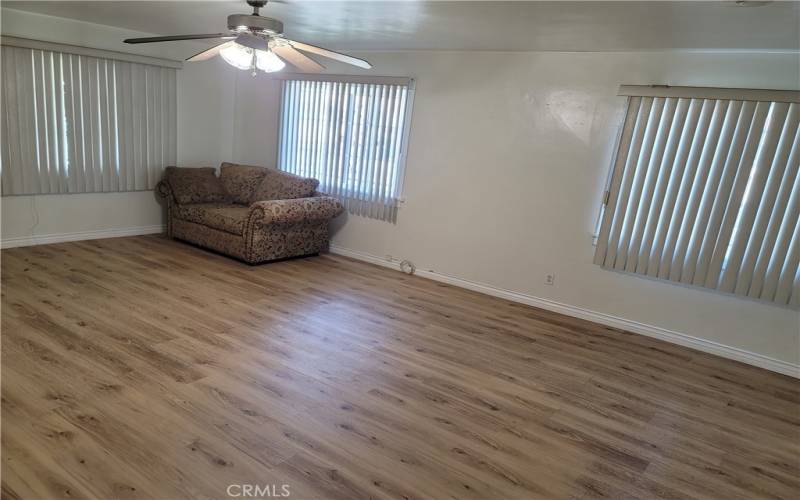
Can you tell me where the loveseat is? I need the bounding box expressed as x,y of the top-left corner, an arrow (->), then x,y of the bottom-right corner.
156,163 -> 343,264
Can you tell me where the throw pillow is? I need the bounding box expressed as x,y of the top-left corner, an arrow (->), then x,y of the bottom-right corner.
250,168 -> 319,202
164,167 -> 230,205
219,162 -> 268,205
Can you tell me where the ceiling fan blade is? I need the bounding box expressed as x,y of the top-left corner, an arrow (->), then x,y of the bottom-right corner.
272,45 -> 325,73
124,34 -> 232,44
286,40 -> 372,69
186,40 -> 236,62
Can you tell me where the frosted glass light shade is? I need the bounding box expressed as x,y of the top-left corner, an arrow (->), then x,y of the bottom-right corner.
220,43 -> 254,70
219,42 -> 285,74
256,50 -> 286,73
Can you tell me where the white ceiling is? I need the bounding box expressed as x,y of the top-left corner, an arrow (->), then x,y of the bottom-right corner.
3,1 -> 799,52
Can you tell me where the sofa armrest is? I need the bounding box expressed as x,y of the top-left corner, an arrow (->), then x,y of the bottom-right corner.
156,180 -> 174,202
248,196 -> 344,226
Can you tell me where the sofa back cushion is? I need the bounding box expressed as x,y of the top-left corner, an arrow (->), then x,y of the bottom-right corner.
250,168 -> 319,202
164,166 -> 230,205
219,162 -> 268,204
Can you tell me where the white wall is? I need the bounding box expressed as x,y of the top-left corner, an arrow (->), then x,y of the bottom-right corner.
0,8 -> 234,243
229,51 -> 800,368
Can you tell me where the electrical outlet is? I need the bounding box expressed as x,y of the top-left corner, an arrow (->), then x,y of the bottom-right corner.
545,273 -> 555,285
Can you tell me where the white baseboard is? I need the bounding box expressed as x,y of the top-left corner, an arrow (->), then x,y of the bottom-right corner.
329,244 -> 800,378
1,225 -> 164,249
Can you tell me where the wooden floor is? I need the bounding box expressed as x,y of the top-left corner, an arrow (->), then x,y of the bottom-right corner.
2,235 -> 798,500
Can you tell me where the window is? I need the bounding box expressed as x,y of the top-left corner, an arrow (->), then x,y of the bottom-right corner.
595,85 -> 799,307
277,76 -> 414,222
1,38 -> 177,195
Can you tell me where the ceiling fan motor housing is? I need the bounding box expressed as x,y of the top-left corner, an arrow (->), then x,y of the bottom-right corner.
228,14 -> 284,35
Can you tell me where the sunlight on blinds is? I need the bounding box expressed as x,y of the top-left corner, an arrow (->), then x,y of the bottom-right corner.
278,79 -> 413,222
595,86 -> 799,307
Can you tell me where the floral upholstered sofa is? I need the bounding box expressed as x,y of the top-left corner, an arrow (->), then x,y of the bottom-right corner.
156,163 -> 343,263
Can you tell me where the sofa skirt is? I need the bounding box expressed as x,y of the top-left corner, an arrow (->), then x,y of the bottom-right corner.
171,217 -> 330,264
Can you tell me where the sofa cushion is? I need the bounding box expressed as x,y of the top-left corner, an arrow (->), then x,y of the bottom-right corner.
174,203 -> 250,235
164,167 -> 230,205
250,168 -> 319,202
219,162 -> 268,204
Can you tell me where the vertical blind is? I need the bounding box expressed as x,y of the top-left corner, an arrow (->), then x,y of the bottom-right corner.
278,77 -> 413,222
1,43 -> 177,195
595,86 -> 800,307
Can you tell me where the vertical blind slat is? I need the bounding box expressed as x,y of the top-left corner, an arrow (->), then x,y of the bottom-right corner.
361,84 -> 379,207
75,55 -> 86,192
54,54 -> 67,193
66,54 -> 82,193
354,84 -> 371,205
336,83 -> 352,200
32,50 -> 47,193
117,62 -> 130,191
376,85 -> 398,219
87,57 -> 100,192
328,82 -> 345,195
100,60 -> 112,191
284,81 -> 295,179
297,80 -> 309,180
307,81 -> 318,179
48,52 -> 61,193
366,84 -> 385,213
348,83 -> 366,204
40,51 -> 55,193
596,90 -> 800,307
16,48 -> 36,194
379,86 -> 401,220
2,49 -> 20,194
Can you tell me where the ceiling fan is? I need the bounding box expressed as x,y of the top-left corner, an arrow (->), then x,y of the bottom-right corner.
123,0 -> 371,75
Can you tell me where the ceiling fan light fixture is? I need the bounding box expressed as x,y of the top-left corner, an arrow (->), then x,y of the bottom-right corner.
123,1 -> 372,73
220,42 -> 285,74
220,43 -> 255,70
256,50 -> 286,73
